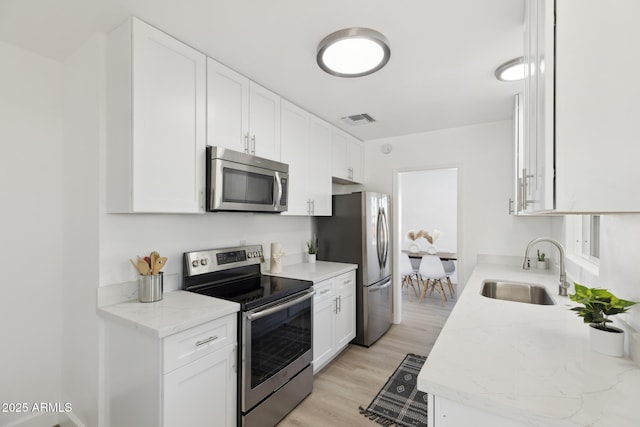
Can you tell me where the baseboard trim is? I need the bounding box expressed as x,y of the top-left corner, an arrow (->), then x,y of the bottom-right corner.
2,411 -> 60,427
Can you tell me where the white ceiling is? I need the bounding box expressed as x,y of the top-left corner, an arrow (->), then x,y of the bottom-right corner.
0,0 -> 525,141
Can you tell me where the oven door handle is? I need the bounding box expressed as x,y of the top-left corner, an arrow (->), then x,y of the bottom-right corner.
244,290 -> 315,321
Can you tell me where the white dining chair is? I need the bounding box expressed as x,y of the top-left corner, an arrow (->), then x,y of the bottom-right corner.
441,260 -> 456,298
400,253 -> 419,300
417,255 -> 448,306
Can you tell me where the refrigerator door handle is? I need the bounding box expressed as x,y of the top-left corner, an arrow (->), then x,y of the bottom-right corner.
376,208 -> 384,268
380,207 -> 389,268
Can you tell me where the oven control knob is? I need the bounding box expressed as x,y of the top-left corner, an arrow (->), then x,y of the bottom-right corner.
191,260 -> 199,268
258,251 -> 263,258
200,258 -> 208,266
249,252 -> 254,258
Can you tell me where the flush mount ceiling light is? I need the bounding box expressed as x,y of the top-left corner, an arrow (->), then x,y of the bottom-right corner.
317,28 -> 390,78
495,56 -> 525,81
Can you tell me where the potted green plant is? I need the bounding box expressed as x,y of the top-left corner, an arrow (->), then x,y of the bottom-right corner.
569,283 -> 638,357
306,240 -> 317,263
536,250 -> 547,269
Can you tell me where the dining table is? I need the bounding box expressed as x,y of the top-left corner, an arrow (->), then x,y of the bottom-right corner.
402,249 -> 457,261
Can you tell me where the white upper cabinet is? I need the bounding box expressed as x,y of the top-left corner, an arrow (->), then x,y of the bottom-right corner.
522,0 -> 554,213
249,82 -> 281,161
280,100 -> 332,216
206,58 -> 249,154
524,0 -> 640,213
332,129 -> 363,184
107,17 -> 206,213
280,100 -> 309,215
307,116 -> 332,215
206,58 -> 281,161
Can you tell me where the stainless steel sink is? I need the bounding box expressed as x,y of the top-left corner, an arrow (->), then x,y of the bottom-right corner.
481,280 -> 556,305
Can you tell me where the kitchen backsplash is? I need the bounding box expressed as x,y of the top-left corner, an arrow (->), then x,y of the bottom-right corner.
99,211 -> 313,289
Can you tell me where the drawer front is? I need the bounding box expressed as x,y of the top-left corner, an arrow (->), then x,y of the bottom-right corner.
335,271 -> 356,292
313,279 -> 335,304
164,314 -> 237,373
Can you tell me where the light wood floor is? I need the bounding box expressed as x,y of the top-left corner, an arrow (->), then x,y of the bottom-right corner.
279,282 -> 456,426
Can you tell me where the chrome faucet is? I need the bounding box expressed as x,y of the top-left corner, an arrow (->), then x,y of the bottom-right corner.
522,237 -> 570,296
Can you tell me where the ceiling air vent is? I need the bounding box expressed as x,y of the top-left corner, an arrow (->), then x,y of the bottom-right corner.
341,113 -> 376,126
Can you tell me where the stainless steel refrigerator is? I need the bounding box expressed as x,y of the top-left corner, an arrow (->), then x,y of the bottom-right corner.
316,191 -> 392,347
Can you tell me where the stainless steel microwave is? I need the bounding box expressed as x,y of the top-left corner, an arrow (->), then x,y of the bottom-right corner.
206,146 -> 289,213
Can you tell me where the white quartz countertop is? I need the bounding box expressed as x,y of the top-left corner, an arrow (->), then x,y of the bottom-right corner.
99,290 -> 239,338
417,263 -> 640,427
264,261 -> 357,283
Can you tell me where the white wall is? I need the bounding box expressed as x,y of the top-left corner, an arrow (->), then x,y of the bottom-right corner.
99,212 -> 312,288
588,215 -> 640,331
61,34 -> 105,427
0,41 -> 64,427
399,168 -> 458,253
364,120 -> 554,288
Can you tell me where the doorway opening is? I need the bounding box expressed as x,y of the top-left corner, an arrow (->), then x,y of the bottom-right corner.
392,167 -> 460,323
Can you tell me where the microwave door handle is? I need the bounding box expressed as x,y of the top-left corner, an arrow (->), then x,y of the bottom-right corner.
274,173 -> 282,209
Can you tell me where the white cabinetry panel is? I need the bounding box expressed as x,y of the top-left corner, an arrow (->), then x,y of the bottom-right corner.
332,129 -> 363,184
164,345 -> 236,427
522,0 -> 640,213
206,58 -> 250,154
281,100 -> 332,216
312,270 -> 356,373
107,17 -> 206,213
248,82 -> 281,161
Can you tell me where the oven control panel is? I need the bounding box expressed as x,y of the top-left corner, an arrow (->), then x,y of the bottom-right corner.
184,245 -> 264,276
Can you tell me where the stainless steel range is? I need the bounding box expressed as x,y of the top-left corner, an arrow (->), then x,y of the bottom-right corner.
183,245 -> 314,427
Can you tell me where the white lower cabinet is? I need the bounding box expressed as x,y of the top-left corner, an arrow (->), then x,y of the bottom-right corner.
312,271 -> 356,374
163,346 -> 235,427
429,395 -> 528,427
105,313 -> 237,427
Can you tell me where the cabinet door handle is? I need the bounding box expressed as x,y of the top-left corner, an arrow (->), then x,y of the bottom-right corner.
251,135 -> 256,155
338,295 -> 342,313
232,345 -> 237,373
521,168 -> 535,210
508,198 -> 514,215
195,335 -> 218,347
334,297 -> 339,314
244,133 -> 250,154
200,190 -> 205,212
311,199 -> 315,215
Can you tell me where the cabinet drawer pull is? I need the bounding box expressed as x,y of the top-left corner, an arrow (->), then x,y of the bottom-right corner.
343,279 -> 351,284
320,288 -> 331,295
195,335 -> 218,347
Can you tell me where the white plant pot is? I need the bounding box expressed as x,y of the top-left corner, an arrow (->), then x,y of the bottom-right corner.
537,260 -> 547,270
589,324 -> 624,357
307,253 -> 316,263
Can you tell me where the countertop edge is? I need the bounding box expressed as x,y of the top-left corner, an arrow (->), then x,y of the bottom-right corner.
264,261 -> 358,283
98,291 -> 240,339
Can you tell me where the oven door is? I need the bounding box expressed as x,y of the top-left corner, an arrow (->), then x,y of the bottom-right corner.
208,158 -> 288,213
241,289 -> 314,413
